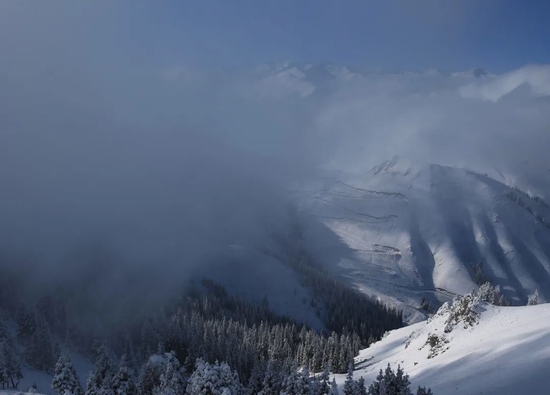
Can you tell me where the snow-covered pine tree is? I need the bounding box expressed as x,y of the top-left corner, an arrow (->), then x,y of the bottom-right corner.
329,378 -> 340,395
186,358 -> 241,395
0,318 -> 22,389
139,323 -> 159,365
367,364 -> 420,395
95,344 -> 115,384
367,366 -> 387,395
477,283 -> 508,306
111,355 -> 137,395
0,346 -> 7,390
287,366 -> 311,395
0,314 -> 9,341
416,386 -> 433,395
303,367 -> 314,394
318,363 -> 331,395
120,336 -> 137,370
84,370 -> 102,395
16,305 -> 35,340
280,365 -> 301,395
258,358 -> 281,395
52,354 -> 83,395
357,377 -> 367,395
528,289 -> 539,306
343,363 -> 357,395
101,374 -> 115,395
217,360 -> 243,395
154,351 -> 185,395
246,361 -> 264,395
392,365 -> 411,395
310,374 -> 322,395
137,355 -> 164,395
85,344 -> 116,395
25,313 -> 56,371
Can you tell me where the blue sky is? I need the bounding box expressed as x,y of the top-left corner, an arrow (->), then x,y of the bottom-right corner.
95,0 -> 550,72
4,1 -> 549,74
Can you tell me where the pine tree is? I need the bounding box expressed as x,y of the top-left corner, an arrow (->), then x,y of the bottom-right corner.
304,367 -> 314,394
318,363 -> 331,395
111,355 -> 137,395
343,363 -> 356,395
85,344 -> 116,395
258,358 -> 281,395
25,313 -> 55,371
154,352 -> 185,395
137,356 -> 164,395
285,366 -> 311,395
85,370 -> 102,395
52,354 -> 83,395
16,305 -> 35,340
280,365 -> 301,395
393,365 -> 411,395
0,318 -> 22,389
0,346 -> 7,390
311,374 -> 322,395
246,362 -> 264,395
528,289 -> 539,306
95,344 -> 115,384
101,375 -> 115,395
416,387 -> 433,395
357,377 -> 367,395
367,366 -> 387,395
329,379 -> 340,395
367,364 -> 420,395
186,358 -> 241,395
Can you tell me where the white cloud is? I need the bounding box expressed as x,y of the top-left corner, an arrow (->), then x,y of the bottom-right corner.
152,63 -> 550,183
255,66 -> 316,98
459,65 -> 550,102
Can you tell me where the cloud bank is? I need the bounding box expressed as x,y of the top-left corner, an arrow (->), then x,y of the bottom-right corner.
1,2 -> 550,281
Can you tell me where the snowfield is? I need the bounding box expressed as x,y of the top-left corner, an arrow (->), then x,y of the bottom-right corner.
0,352 -> 93,395
333,302 -> 550,395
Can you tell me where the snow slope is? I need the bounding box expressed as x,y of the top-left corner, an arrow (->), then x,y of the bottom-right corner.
2,351 -> 93,395
334,302 -> 550,395
295,157 -> 550,322
194,244 -> 326,331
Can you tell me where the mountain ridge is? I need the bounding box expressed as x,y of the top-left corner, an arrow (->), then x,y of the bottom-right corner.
295,157 -> 550,322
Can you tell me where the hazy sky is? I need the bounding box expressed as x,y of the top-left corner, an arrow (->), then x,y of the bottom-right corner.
3,1 -> 550,73
1,1 -> 550,271
153,0 -> 550,71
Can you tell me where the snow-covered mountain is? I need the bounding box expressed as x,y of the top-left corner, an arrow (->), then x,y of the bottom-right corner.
334,301 -> 550,395
252,62 -> 491,98
295,157 -> 550,322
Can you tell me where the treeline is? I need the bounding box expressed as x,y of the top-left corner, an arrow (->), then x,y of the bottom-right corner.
0,277 -> 402,393
51,346 -> 433,395
0,275 -> 366,382
134,279 -> 363,378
